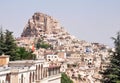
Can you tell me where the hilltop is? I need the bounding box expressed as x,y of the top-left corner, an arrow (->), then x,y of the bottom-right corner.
20,12 -> 108,54
17,12 -> 110,83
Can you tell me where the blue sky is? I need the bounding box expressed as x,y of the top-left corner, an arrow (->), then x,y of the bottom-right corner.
0,0 -> 120,47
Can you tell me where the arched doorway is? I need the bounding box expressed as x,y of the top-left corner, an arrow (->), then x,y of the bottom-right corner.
21,74 -> 23,83
29,72 -> 32,83
38,65 -> 40,80
41,64 -> 43,79
6,73 -> 10,83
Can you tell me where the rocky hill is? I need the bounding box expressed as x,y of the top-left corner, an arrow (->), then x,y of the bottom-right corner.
21,12 -> 66,37
21,12 -> 109,53
19,12 -> 111,83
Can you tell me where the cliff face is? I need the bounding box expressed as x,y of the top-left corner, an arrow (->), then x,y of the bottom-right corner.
21,12 -> 64,37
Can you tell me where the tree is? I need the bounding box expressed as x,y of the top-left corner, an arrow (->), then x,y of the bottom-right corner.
61,73 -> 73,83
16,47 -> 36,60
0,29 -> 36,61
101,31 -> 120,83
36,38 -> 52,49
0,28 -> 5,55
3,30 -> 17,60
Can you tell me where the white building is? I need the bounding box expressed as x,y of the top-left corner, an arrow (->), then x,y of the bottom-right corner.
0,55 -> 61,83
46,55 -> 59,62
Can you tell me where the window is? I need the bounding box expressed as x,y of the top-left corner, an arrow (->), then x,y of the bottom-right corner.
48,56 -> 50,58
85,59 -> 87,61
54,56 -> 57,58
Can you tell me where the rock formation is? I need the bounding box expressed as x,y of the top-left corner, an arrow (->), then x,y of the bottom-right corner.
21,12 -> 64,37
19,12 -> 111,83
21,12 -> 109,54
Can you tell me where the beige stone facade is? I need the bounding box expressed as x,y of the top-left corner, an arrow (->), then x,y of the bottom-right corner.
0,56 -> 61,83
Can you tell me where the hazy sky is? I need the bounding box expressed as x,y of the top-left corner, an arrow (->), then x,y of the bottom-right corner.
0,0 -> 120,47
